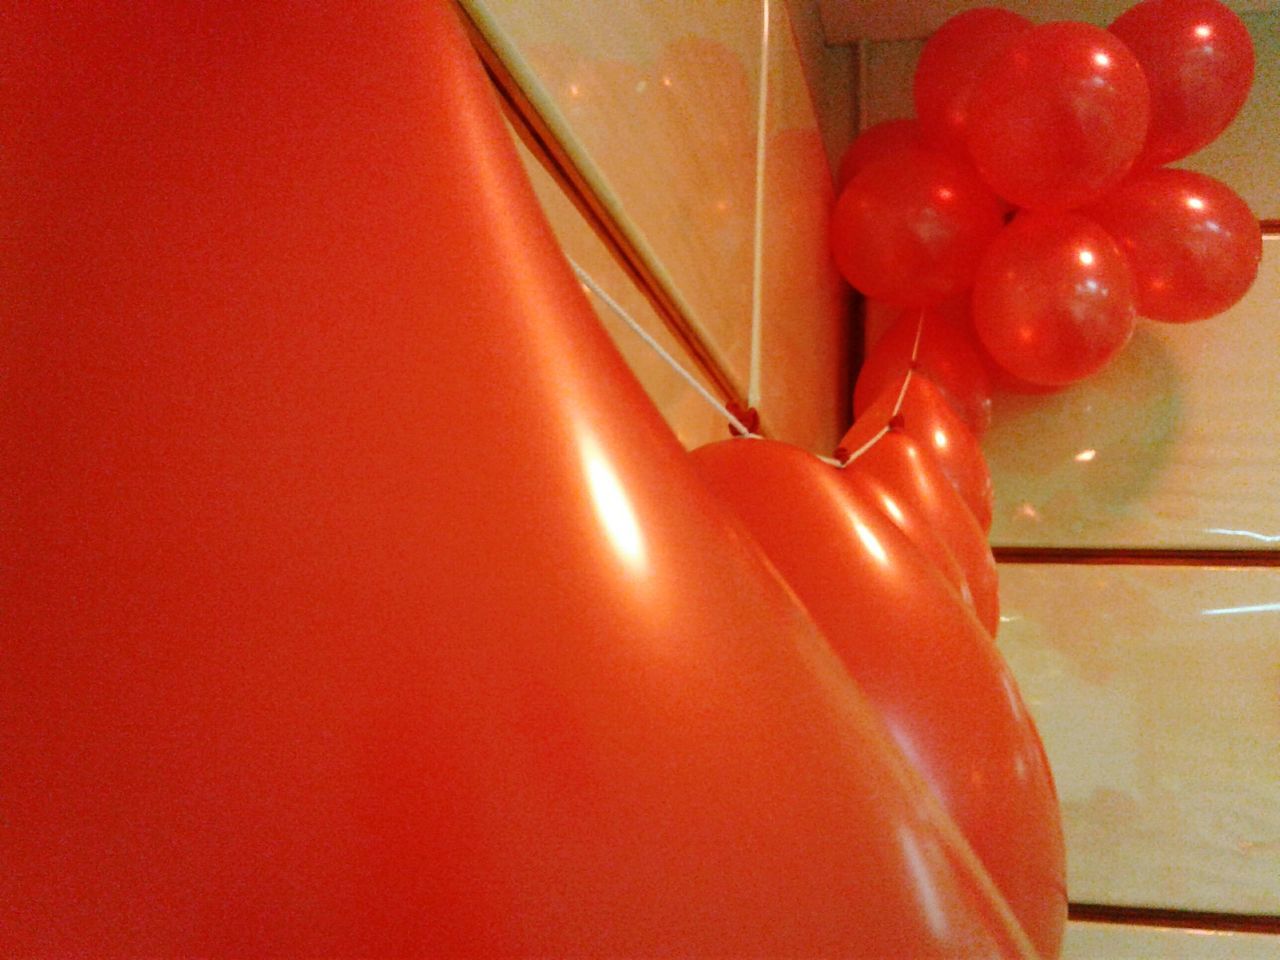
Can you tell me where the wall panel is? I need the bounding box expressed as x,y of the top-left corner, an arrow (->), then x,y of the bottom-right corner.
998,563 -> 1280,914
1064,921 -> 1280,959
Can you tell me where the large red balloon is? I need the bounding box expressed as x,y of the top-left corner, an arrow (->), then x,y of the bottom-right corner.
967,22 -> 1151,211
1110,0 -> 1255,167
1085,168 -> 1262,322
915,8 -> 1034,157
843,372 -> 995,533
691,439 -> 1067,960
836,117 -> 924,190
832,148 -> 1005,306
2,4 -> 1042,957
974,213 -> 1137,386
854,302 -> 994,437
841,430 -> 1001,637
839,443 -> 977,620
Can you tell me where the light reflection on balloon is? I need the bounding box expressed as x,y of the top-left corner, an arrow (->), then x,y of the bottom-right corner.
690,438 -> 1065,960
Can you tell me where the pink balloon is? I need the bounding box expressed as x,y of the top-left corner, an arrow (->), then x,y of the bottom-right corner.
1086,168 -> 1261,322
967,22 -> 1151,212
1110,0 -> 1255,166
973,213 -> 1137,386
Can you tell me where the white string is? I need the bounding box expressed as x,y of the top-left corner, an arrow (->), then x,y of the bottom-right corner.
840,310 -> 927,467
747,0 -> 771,411
890,309 -> 926,417
568,258 -> 753,437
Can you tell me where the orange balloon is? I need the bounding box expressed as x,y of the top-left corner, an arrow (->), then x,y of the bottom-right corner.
690,439 -> 1066,960
967,22 -> 1151,211
844,373 -> 995,532
1085,168 -> 1262,322
854,302 -> 994,437
4,3 -> 1041,957
914,8 -> 1034,157
973,212 -> 1137,386
840,431 -> 1000,637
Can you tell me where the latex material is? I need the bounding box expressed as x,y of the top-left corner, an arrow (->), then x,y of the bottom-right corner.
691,439 -> 1067,960
2,4 -> 1045,957
967,22 -> 1151,212
974,213 -> 1137,386
1085,168 -> 1262,323
854,303 -> 994,438
915,8 -> 1034,158
836,117 -> 923,190
841,431 -> 1001,638
843,373 -> 996,533
832,148 -> 1005,307
1110,0 -> 1255,167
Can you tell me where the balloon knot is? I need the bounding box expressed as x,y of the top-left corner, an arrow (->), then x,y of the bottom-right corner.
726,402 -> 760,437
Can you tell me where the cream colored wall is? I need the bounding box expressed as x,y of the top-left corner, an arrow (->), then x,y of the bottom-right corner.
860,12 -> 1280,956
462,0 -> 855,454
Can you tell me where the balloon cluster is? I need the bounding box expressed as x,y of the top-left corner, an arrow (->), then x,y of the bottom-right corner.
690,6 -> 1260,956
832,0 -> 1261,391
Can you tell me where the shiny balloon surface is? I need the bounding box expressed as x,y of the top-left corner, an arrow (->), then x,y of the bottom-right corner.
841,431 -> 1001,637
691,439 -> 1066,960
1110,0 -> 1255,167
832,148 -> 1005,307
843,373 -> 996,533
967,22 -> 1151,211
973,213 -> 1137,386
3,3 -> 1045,957
1086,168 -> 1261,322
915,8 -> 1034,157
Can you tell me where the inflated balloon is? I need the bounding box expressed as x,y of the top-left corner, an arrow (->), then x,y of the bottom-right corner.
1085,168 -> 1262,322
854,302 -> 994,437
843,372 -> 996,532
1110,0 -> 1255,167
691,439 -> 1066,960
836,117 -> 924,190
838,445 -> 975,616
967,22 -> 1151,211
974,212 -> 1137,386
832,148 -> 1005,306
840,430 -> 1001,638
914,8 -> 1034,157
3,4 -> 1043,957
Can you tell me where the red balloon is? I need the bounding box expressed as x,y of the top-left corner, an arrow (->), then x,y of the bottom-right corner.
3,4 -> 1043,957
1110,0 -> 1255,167
973,213 -> 1137,386
839,443 -> 976,618
841,430 -> 1001,637
915,8 -> 1034,157
843,372 -> 995,532
967,22 -> 1151,211
854,302 -> 994,437
832,148 -> 1005,306
690,439 -> 1066,960
836,117 -> 924,190
1085,168 -> 1262,322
